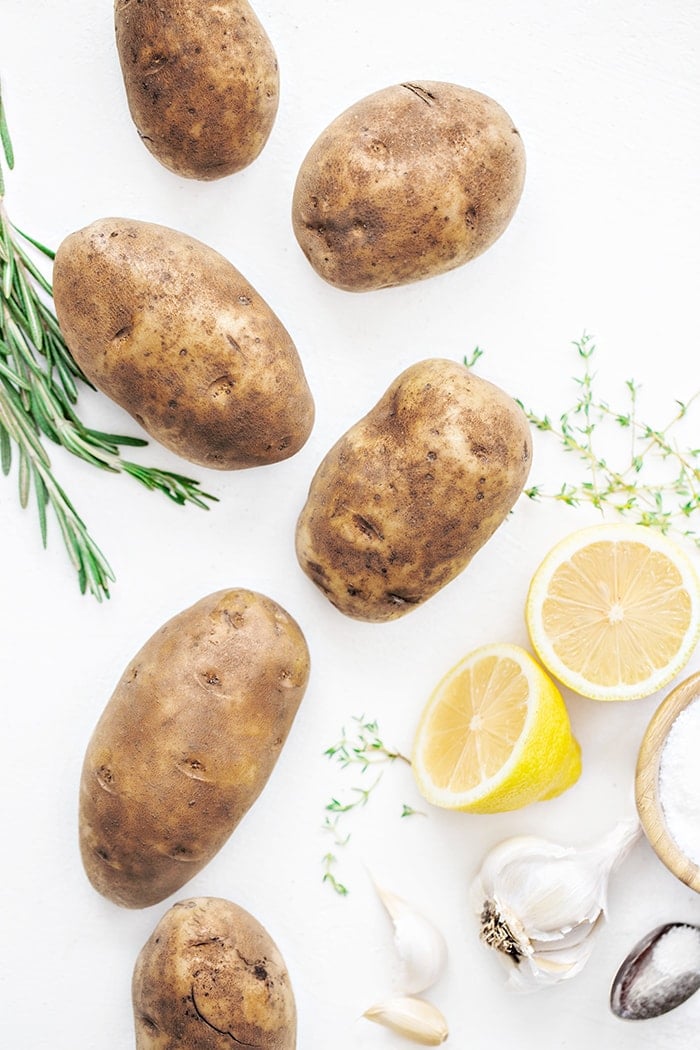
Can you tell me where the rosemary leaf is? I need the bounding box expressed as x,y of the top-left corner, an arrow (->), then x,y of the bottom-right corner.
32,462 -> 48,547
12,224 -> 55,260
18,443 -> 30,506
1,219 -> 14,299
0,418 -> 10,473
0,87 -> 14,175
13,256 -> 44,348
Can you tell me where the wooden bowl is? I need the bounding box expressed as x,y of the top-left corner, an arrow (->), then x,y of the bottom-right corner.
635,671 -> 700,893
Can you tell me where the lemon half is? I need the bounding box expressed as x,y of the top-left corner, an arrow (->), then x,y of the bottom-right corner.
526,523 -> 700,701
412,643 -> 581,813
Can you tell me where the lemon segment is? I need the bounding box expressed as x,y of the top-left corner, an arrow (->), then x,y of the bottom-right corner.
526,524 -> 700,701
411,643 -> 581,813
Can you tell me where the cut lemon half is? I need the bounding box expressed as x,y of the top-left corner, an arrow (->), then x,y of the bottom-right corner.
526,523 -> 700,701
411,643 -> 581,813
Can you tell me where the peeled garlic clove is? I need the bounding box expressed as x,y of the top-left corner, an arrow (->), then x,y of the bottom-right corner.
611,923 -> 700,1020
375,884 -> 448,994
364,997 -> 448,1045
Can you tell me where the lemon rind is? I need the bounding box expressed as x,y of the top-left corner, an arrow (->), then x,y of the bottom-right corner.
412,643 -> 571,809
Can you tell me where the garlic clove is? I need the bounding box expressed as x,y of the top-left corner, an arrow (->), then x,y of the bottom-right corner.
470,835 -> 568,910
363,997 -> 449,1045
375,883 -> 448,995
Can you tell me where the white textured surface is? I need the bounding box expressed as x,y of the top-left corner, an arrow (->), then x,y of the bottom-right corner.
1,2 -> 700,1048
660,700 -> 700,866
653,925 -> 700,978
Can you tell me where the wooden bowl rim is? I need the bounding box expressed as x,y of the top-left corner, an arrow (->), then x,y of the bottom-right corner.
635,670 -> 700,893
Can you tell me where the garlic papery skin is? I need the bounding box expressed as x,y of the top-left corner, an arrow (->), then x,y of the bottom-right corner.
375,884 -> 448,995
363,997 -> 448,1045
471,820 -> 641,992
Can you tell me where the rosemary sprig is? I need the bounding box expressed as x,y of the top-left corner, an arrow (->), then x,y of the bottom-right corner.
321,715 -> 414,895
465,336 -> 700,546
0,80 -> 216,599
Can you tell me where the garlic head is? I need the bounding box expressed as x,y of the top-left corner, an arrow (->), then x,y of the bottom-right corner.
471,820 -> 640,992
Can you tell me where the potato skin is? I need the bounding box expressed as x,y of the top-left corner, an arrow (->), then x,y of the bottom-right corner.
79,590 -> 310,908
133,897 -> 296,1049
53,218 -> 314,470
296,359 -> 532,621
292,81 -> 525,291
115,0 -> 279,179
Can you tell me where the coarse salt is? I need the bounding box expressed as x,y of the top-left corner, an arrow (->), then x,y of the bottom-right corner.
659,696 -> 700,867
652,925 -> 700,977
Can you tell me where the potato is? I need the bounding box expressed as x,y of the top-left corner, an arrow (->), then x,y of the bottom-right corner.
115,0 -> 279,179
133,897 -> 296,1049
296,359 -> 532,621
53,218 -> 314,469
292,81 -> 525,291
79,589 -> 310,908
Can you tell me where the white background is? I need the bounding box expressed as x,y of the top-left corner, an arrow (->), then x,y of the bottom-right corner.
1,2 -> 700,1047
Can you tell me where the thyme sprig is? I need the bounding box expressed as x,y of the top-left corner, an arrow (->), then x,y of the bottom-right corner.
321,852 -> 348,897
321,716 -> 415,895
0,81 -> 216,600
466,335 -> 700,546
324,715 -> 411,771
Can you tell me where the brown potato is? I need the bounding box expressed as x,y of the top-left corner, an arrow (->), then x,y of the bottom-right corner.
296,359 -> 532,621
115,0 -> 279,180
292,81 -> 525,291
133,897 -> 296,1049
79,589 -> 310,908
53,218 -> 314,470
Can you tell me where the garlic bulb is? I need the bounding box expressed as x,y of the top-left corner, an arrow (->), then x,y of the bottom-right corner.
375,883 -> 448,994
364,997 -> 448,1045
471,820 -> 640,992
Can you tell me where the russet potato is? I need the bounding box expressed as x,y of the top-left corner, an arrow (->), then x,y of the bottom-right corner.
292,81 -> 526,291
296,359 -> 532,621
133,897 -> 296,1049
115,0 -> 279,179
53,218 -> 314,470
78,589 -> 310,908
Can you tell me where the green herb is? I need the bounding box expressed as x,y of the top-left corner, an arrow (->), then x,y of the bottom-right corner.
321,853 -> 348,897
324,715 -> 411,771
0,81 -> 216,600
321,715 -> 414,895
463,345 -> 484,370
401,804 -> 425,818
466,336 -> 700,546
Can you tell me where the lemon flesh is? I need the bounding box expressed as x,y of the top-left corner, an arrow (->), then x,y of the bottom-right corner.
527,524 -> 700,701
412,643 -> 581,814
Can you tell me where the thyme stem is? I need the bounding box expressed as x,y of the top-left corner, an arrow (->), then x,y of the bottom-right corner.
321,715 -> 416,895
